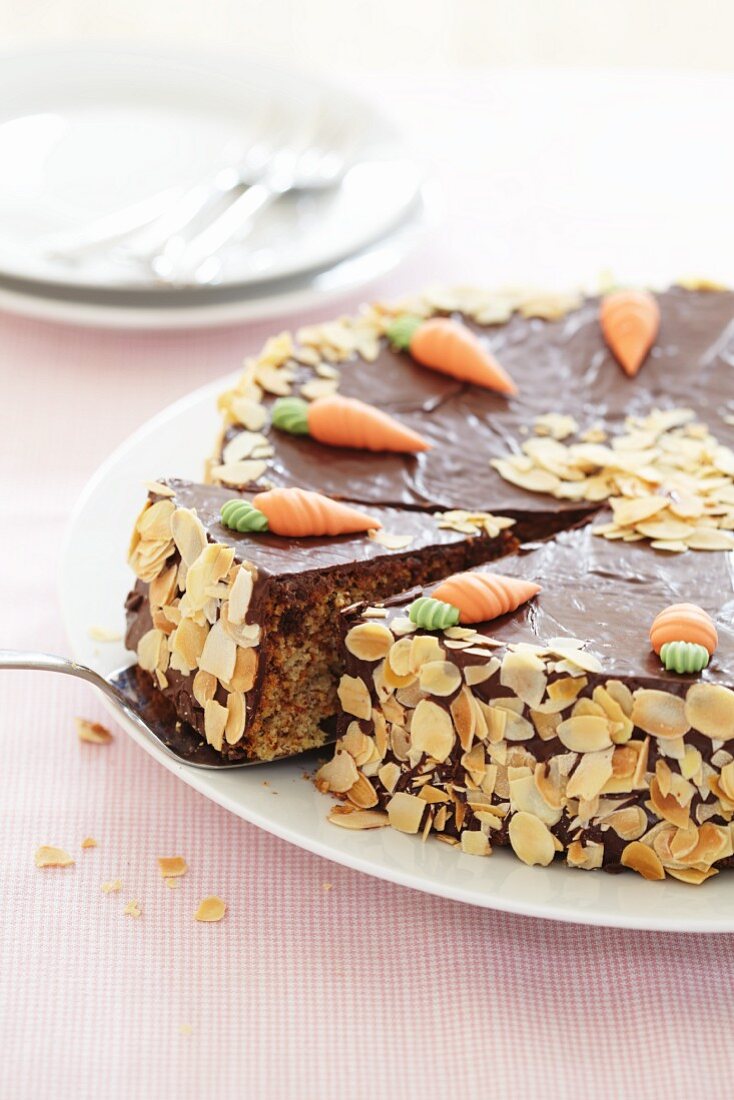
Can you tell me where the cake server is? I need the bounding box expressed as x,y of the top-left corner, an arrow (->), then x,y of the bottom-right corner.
0,650 -> 304,770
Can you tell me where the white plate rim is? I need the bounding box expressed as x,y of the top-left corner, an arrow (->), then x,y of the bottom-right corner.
58,368 -> 734,933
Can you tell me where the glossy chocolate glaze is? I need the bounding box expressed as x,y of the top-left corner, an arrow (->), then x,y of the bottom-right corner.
224,288 -> 734,513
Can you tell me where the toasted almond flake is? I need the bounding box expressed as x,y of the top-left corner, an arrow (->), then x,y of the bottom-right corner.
204,699 -> 228,752
158,856 -> 188,879
533,413 -> 578,441
345,622 -> 394,662
368,530 -> 414,550
101,879 -> 122,893
224,691 -> 246,746
123,900 -> 142,918
685,683 -> 734,740
410,699 -> 455,762
316,748 -> 360,794
461,831 -> 492,856
210,460 -> 268,487
377,761 -> 401,794
195,896 -> 226,922
300,377 -> 339,400
327,808 -> 389,830
228,647 -> 258,693
387,791 -> 426,834
337,675 -> 372,720
75,717 -> 113,745
81,837 -> 97,849
557,715 -> 612,753
510,774 -> 562,826
35,846 -> 74,868
222,430 -> 272,465
227,567 -> 254,626
346,772 -> 379,809
500,651 -> 547,708
685,528 -> 734,550
621,841 -> 665,881
508,811 -> 556,866
566,747 -> 614,801
198,621 -> 237,683
631,689 -> 690,740
464,658 -> 500,686
144,480 -> 176,498
610,496 -> 668,526
419,660 -> 462,698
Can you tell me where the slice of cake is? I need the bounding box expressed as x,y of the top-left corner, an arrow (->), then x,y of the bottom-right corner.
124,479 -> 516,761
320,523 -> 734,883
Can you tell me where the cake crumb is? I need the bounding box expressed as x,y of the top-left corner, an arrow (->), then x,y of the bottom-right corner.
166,877 -> 180,890
75,717 -> 113,745
157,856 -> 188,879
101,880 -> 122,894
322,882 -> 333,892
35,846 -> 74,868
194,896 -> 227,922
123,900 -> 142,918
179,1024 -> 193,1036
87,626 -> 122,643
81,837 -> 97,849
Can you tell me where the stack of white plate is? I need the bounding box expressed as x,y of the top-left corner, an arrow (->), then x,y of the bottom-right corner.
0,49 -> 428,329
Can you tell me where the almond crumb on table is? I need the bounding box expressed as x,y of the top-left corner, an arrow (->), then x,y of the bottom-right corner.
75,717 -> 114,745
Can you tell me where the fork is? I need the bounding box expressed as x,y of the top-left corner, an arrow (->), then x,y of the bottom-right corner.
154,118 -> 352,286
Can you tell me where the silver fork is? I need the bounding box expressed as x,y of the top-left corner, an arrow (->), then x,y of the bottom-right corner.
156,116 -> 352,286
0,651 -> 302,770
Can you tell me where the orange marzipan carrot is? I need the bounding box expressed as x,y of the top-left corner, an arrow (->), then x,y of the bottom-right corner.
307,395 -> 430,453
431,571 -> 540,624
251,487 -> 381,538
600,289 -> 660,378
405,317 -> 518,395
649,602 -> 718,655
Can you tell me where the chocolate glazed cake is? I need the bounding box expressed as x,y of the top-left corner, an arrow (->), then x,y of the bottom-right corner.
321,524 -> 734,883
125,281 -> 734,881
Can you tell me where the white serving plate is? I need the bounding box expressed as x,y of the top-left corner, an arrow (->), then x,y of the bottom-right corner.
59,373 -> 734,931
0,47 -> 422,293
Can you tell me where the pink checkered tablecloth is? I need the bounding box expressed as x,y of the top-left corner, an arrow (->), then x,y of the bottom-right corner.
4,69 -> 734,1100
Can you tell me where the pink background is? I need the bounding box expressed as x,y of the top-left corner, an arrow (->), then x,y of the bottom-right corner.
3,71 -> 734,1100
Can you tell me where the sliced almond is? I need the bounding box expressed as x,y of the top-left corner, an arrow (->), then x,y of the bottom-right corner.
75,718 -> 113,745
347,772 -> 379,809
605,806 -> 648,841
410,699 -> 455,762
194,896 -> 227,922
327,808 -> 389,830
198,620 -> 237,683
508,811 -> 556,866
35,846 -> 74,868
557,715 -> 612,753
461,831 -> 491,857
315,748 -> 360,794
509,774 -> 562,826
685,683 -> 734,740
386,791 -> 426,834
192,669 -> 217,708
631,689 -> 690,740
419,661 -> 462,698
566,747 -> 614,801
345,622 -> 394,662
224,692 -> 246,745
500,650 -> 548,708
621,841 -> 665,880
203,699 -> 228,752
227,567 -> 254,625
337,675 -> 372,720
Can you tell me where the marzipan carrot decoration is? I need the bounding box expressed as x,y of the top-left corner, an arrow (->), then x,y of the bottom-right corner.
431,571 -> 540,624
251,487 -> 381,538
386,315 -> 518,395
650,603 -> 718,655
600,289 -> 660,377
271,394 -> 430,453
